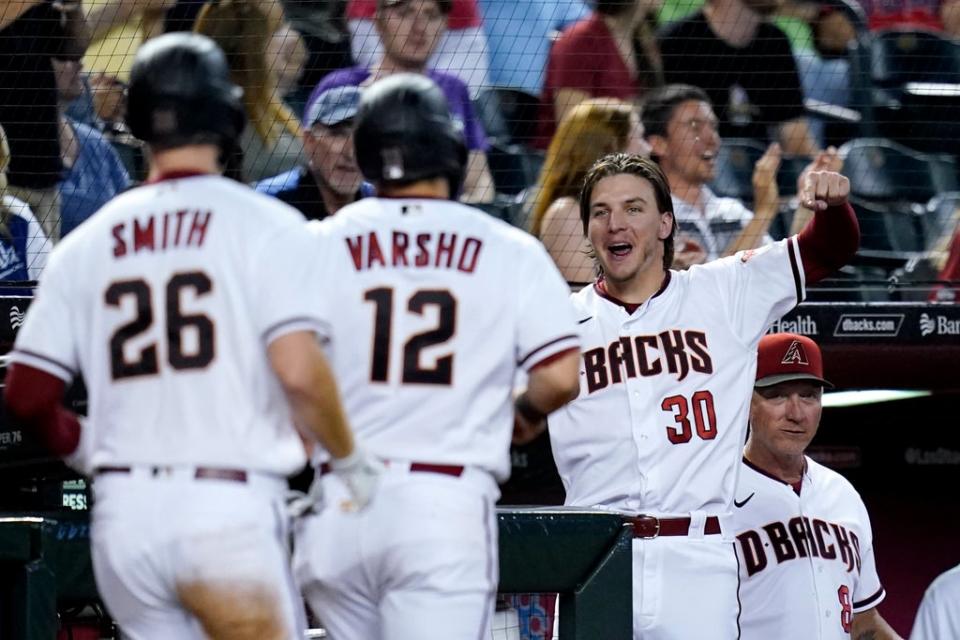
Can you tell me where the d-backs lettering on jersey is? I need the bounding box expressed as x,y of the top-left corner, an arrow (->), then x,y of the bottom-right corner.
11,175 -> 325,476
737,514 -> 862,577
308,197 -> 579,482
732,457 -> 885,640
582,329 -> 713,392
549,238 -> 804,516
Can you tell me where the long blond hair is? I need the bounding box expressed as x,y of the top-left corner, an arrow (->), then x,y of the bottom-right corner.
194,0 -> 301,146
529,99 -> 636,238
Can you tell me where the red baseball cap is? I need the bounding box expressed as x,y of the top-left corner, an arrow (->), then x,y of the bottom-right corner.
755,333 -> 833,388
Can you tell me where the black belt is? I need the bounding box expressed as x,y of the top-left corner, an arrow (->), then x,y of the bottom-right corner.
318,461 -> 464,477
627,515 -> 722,539
96,466 -> 248,483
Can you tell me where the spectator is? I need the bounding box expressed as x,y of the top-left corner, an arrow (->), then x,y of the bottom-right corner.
930,223 -> 960,303
858,0 -> 959,34
530,99 -> 649,284
477,0 -> 588,95
256,85 -> 373,220
266,22 -> 310,113
911,563 -> 960,639
194,0 -> 305,182
347,0 -> 490,97
53,56 -> 131,236
538,0 -> 664,148
733,333 -> 899,640
641,84 -> 780,267
0,0 -> 89,242
659,0 -> 820,156
310,0 -> 495,203
0,124 -> 52,285
279,0 -> 354,116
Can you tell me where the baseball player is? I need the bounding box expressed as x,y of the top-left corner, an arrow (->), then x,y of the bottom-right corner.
733,333 -> 900,639
546,153 -> 860,638
3,33 -> 381,640
291,73 -> 582,640
910,563 -> 960,640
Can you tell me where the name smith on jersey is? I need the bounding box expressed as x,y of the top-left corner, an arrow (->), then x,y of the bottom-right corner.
111,210 -> 213,257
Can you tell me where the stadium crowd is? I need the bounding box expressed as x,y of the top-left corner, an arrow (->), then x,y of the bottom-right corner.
2,0 -> 960,291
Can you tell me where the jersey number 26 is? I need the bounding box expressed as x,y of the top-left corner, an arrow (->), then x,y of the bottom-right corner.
105,271 -> 214,380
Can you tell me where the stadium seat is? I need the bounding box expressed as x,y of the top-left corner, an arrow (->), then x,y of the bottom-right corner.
924,192 -> 960,252
475,87 -> 542,147
486,140 -> 545,196
839,138 -> 958,204
861,28 -> 960,153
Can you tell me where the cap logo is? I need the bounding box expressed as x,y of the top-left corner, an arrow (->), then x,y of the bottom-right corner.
781,340 -> 809,365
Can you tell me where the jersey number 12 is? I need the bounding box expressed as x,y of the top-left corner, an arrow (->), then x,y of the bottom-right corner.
364,287 -> 456,385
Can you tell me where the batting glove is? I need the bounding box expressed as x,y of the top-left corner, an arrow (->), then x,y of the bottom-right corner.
330,446 -> 385,510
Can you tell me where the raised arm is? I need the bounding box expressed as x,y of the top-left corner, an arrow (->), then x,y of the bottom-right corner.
796,170 -> 860,284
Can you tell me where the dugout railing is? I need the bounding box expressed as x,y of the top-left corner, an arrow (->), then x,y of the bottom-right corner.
0,508 -> 634,640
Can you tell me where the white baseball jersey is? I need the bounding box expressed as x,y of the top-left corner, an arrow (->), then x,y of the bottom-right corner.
549,237 -> 805,516
910,564 -> 960,640
307,197 -> 579,481
732,457 -> 885,639
11,174 -> 324,476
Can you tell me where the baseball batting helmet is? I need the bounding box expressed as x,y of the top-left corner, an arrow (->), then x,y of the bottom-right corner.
126,33 -> 245,151
353,74 -> 467,196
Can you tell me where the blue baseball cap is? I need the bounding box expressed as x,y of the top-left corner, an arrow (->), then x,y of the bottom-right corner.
304,85 -> 362,127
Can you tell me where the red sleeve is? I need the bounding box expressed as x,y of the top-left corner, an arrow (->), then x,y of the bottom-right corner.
3,363 -> 81,456
797,202 -> 860,284
938,230 -> 960,281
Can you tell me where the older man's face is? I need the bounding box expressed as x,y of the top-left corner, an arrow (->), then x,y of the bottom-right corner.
304,121 -> 363,196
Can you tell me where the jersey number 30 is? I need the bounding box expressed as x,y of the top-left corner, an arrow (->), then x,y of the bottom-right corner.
661,390 -> 718,444
364,287 -> 456,385
105,272 -> 214,380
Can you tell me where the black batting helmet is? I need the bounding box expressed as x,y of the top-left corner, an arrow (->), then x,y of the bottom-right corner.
126,33 -> 245,152
354,74 -> 467,196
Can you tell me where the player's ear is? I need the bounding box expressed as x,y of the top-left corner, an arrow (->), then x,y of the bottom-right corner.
658,210 -> 674,241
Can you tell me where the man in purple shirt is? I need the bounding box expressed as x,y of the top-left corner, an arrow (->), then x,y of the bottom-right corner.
308,0 -> 495,203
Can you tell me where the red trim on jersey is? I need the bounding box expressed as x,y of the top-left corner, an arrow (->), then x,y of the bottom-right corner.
742,455 -> 803,491
593,271 -> 671,313
528,346 -> 580,372
146,170 -> 215,184
3,363 -> 81,456
853,586 -> 885,610
797,202 -> 859,284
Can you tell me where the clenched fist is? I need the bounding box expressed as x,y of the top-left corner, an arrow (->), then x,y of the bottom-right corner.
799,171 -> 850,212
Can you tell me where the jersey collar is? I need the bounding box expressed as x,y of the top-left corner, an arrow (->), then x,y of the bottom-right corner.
743,455 -> 806,496
146,170 -> 215,184
593,271 -> 672,314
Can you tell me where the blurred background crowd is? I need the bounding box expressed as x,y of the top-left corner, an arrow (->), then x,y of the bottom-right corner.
2,0 -> 960,301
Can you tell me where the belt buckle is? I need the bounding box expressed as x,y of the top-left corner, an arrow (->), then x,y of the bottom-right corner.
633,514 -> 660,539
